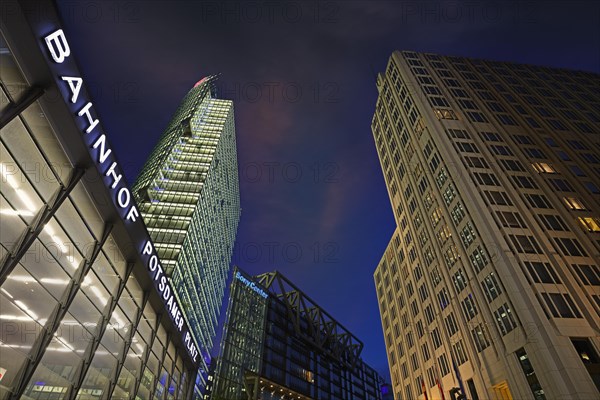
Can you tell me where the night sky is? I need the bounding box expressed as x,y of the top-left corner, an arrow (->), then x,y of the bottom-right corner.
55,0 -> 599,382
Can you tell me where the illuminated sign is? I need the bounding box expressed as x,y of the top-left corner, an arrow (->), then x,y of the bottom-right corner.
235,271 -> 268,299
42,29 -> 199,366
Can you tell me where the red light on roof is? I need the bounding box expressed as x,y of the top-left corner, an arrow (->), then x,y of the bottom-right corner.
193,77 -> 208,88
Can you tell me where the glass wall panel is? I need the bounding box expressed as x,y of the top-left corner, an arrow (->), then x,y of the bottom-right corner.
1,118 -> 62,204
1,142 -> 43,226
76,343 -> 116,399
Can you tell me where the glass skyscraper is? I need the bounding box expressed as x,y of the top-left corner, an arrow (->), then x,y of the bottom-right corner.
372,51 -> 600,400
210,267 -> 384,400
133,78 -> 241,393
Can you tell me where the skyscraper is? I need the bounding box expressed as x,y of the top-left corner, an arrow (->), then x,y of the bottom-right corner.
210,267 -> 384,400
372,51 -> 600,400
133,77 -> 241,393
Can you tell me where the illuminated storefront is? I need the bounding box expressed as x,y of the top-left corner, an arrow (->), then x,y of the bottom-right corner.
1,1 -> 200,398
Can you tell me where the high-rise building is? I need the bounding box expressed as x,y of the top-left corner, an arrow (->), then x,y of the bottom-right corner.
372,51 -> 600,400
1,1 -> 201,398
132,78 -> 241,393
210,267 -> 385,400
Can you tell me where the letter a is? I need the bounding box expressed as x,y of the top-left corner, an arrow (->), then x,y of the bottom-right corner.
61,76 -> 82,103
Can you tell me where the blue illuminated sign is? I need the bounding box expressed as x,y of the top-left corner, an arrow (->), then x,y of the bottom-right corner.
235,272 -> 268,298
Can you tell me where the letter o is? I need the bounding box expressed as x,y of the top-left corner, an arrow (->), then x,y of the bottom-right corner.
149,255 -> 159,271
117,187 -> 131,208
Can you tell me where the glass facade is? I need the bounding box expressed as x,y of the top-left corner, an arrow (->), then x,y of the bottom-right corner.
132,76 -> 241,392
0,2 -> 198,399
211,268 -> 384,400
373,51 -> 600,399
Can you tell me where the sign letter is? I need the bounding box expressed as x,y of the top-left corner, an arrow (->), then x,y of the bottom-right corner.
61,76 -> 82,103
44,29 -> 70,63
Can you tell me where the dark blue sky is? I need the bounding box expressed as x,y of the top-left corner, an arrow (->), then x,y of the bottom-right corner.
55,0 -> 599,382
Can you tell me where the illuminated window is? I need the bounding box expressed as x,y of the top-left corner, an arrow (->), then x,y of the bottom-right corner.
578,217 -> 600,232
564,197 -> 587,210
494,303 -> 518,335
434,109 -> 458,120
532,162 -> 556,174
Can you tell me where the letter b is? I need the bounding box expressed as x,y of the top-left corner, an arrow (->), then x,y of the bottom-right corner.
44,29 -> 71,63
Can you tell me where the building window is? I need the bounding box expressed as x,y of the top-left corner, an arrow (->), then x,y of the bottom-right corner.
461,295 -> 478,321
481,131 -> 502,142
523,261 -> 561,284
435,166 -> 448,187
584,182 -> 600,194
416,320 -> 425,338
484,190 -> 512,206
531,162 -> 557,174
500,159 -> 526,172
437,224 -> 452,244
570,165 -> 586,177
424,304 -> 435,324
481,272 -> 503,302
431,327 -> 443,349
474,172 -> 500,186
496,211 -> 527,228
563,197 -> 587,210
451,202 -> 466,225
411,352 -> 419,371
464,156 -> 489,169
438,353 -> 450,376
444,313 -> 459,337
401,362 -> 409,379
511,175 -> 538,189
430,208 -> 442,226
494,303 -> 518,335
513,134 -> 533,145
460,222 -> 476,248
418,283 -> 429,302
578,217 -> 600,232
508,234 -> 543,254
437,287 -> 451,310
490,145 -> 514,156
466,111 -> 488,123
443,184 -> 457,205
538,214 -> 568,231
571,264 -> 600,286
452,269 -> 468,293
471,323 -> 490,352
515,348 -> 546,400
470,246 -> 489,273
421,343 -> 431,361
548,178 -> 575,192
540,292 -> 582,318
554,237 -> 588,257
523,148 -> 547,159
455,141 -> 480,154
434,109 -> 458,120
406,331 -> 414,348
452,340 -> 469,365
444,245 -> 460,268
